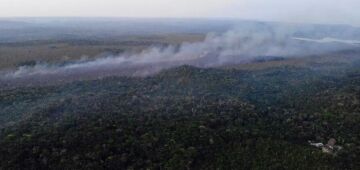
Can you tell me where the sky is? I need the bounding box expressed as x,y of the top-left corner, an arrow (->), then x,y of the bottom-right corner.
0,0 -> 359,26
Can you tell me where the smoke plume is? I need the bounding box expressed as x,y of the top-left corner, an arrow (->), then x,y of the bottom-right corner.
0,25 -> 357,86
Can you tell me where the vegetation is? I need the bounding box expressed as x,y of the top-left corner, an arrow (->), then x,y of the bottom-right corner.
0,56 -> 359,169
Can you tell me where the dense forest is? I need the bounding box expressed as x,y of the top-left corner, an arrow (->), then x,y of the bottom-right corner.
0,55 -> 359,169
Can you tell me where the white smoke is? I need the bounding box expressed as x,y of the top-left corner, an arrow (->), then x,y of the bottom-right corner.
0,26 -> 355,85
292,37 -> 360,45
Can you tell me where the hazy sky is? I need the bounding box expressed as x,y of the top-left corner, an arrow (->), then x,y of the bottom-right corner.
0,0 -> 359,26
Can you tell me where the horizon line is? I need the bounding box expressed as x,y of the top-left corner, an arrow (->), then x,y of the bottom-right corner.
0,16 -> 356,28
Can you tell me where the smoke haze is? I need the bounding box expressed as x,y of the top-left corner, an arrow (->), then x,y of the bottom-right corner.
1,0 -> 360,26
